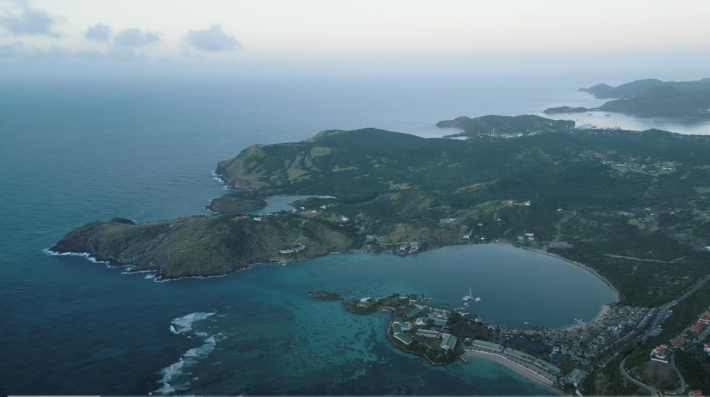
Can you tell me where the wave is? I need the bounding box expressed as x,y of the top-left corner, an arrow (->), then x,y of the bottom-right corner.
154,312 -> 223,395
43,248 -> 110,264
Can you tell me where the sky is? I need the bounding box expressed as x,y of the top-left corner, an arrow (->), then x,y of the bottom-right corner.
1,0 -> 710,79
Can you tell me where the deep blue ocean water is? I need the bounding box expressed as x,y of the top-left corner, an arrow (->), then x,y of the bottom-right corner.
0,75 -> 698,395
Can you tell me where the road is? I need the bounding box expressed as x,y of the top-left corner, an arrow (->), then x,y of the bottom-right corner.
667,354 -> 686,394
644,273 -> 710,341
619,355 -> 657,396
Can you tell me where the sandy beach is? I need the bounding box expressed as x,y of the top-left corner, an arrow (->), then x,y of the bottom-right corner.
465,350 -> 563,395
562,303 -> 611,332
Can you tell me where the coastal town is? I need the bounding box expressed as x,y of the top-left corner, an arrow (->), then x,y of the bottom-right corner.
332,290 -> 710,397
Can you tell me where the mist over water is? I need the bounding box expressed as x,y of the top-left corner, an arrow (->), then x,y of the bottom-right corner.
0,73 -> 694,394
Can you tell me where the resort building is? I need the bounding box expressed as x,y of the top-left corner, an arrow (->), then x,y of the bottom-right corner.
406,307 -> 421,318
393,317 -> 403,325
567,369 -> 588,387
504,348 -> 536,363
433,318 -> 448,327
440,333 -> 457,351
416,329 -> 440,338
471,339 -> 503,353
534,359 -> 561,375
393,332 -> 413,345
392,323 -> 402,334
415,317 -> 427,326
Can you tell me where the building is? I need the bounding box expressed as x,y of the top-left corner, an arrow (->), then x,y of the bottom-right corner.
691,322 -> 704,332
650,344 -> 668,362
534,359 -> 561,375
406,307 -> 421,318
567,369 -> 588,387
440,333 -> 457,351
360,297 -> 372,303
524,201 -> 531,206
471,339 -> 503,353
688,390 -> 703,397
504,348 -> 536,363
703,343 -> 710,353
416,329 -> 440,338
253,217 -> 262,221
433,318 -> 448,327
415,317 -> 427,326
392,323 -> 402,334
393,332 -> 413,345
393,317 -> 403,325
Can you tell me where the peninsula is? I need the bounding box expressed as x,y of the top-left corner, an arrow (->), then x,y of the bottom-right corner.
544,78 -> 710,118
53,121 -> 710,310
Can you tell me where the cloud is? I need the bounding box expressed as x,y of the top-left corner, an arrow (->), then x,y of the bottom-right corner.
0,43 -> 18,56
184,24 -> 242,52
85,23 -> 111,43
112,28 -> 161,48
0,0 -> 59,37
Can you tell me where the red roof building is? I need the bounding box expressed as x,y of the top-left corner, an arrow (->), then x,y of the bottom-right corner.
691,322 -> 704,332
688,390 -> 703,397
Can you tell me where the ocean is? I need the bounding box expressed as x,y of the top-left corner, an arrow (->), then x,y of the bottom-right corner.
0,74 -> 699,394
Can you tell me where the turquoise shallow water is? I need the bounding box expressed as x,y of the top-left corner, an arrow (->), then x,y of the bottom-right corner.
0,75 -> 632,394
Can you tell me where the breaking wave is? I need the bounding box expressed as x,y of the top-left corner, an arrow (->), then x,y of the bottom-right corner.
154,312 -> 222,394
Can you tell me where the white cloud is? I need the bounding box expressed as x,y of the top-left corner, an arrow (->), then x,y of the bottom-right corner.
184,24 -> 242,52
0,0 -> 59,37
112,27 -> 161,48
85,23 -> 110,42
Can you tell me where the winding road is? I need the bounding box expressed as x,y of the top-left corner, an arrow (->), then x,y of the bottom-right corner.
619,355 -> 657,396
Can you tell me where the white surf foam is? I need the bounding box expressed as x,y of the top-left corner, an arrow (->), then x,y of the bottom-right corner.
43,249 -> 110,264
155,311 -> 222,395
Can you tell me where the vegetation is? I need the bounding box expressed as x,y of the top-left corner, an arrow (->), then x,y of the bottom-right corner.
548,78 -> 710,117
57,125 -> 710,306
578,78 -> 710,99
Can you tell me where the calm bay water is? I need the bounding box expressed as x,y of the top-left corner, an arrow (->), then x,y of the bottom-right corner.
0,74 -> 693,394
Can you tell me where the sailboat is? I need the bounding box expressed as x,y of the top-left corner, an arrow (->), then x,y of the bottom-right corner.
463,287 -> 473,301
474,297 -> 482,302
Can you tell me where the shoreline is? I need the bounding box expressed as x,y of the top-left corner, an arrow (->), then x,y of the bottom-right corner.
500,241 -> 621,298
465,350 -> 563,396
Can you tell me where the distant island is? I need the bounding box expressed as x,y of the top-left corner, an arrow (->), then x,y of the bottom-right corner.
544,78 -> 710,118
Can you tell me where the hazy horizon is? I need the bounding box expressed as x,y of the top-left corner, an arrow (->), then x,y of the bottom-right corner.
2,0 -> 710,81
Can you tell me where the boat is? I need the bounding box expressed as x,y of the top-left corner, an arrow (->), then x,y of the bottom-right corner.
574,318 -> 584,325
523,321 -> 529,325
464,302 -> 470,308
474,297 -> 482,302
463,287 -> 473,301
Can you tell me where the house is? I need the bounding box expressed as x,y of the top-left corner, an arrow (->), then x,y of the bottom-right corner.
341,217 -> 349,222
517,236 -> 524,241
690,322 -> 704,332
525,232 -> 535,237
279,248 -> 295,254
688,390 -> 703,397
524,201 -> 531,206
650,345 -> 668,362
253,217 -> 262,221
235,215 -> 247,219
527,236 -> 535,241
703,343 -> 710,353
360,297 -> 372,303
440,333 -> 457,350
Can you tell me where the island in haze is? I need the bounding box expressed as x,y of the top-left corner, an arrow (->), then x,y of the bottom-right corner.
544,77 -> 710,118
52,113 -> 710,395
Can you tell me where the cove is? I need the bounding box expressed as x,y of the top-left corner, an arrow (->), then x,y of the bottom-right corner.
148,242 -> 617,394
